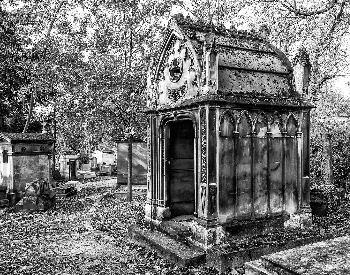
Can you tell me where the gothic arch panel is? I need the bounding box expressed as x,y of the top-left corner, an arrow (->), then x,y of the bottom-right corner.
218,110 -> 236,220
253,112 -> 268,216
270,113 -> 283,138
269,112 -> 284,213
284,113 -> 298,214
236,111 -> 252,217
286,114 -> 298,136
219,111 -> 235,137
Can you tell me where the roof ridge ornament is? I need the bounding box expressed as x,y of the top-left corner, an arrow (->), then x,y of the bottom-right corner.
293,46 -> 312,96
293,46 -> 311,67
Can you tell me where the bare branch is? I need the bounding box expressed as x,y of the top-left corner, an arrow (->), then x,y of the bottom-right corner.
277,0 -> 339,17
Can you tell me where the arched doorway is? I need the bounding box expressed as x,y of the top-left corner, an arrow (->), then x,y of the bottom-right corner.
165,119 -> 195,217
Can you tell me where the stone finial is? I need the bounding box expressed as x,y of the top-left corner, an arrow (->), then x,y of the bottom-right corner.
258,24 -> 270,40
293,46 -> 312,95
294,46 -> 311,67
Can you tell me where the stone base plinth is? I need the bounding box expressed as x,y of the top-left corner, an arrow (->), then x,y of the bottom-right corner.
145,203 -> 171,222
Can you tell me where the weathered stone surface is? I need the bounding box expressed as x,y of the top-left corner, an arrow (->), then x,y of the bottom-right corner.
245,235 -> 350,275
128,224 -> 206,266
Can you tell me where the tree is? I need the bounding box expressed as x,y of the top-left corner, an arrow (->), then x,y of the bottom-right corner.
0,6 -> 29,130
175,0 -> 350,97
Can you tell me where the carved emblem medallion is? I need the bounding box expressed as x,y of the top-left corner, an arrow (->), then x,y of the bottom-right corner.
169,57 -> 183,83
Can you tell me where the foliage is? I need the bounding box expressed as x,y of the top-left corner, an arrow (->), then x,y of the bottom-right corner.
310,88 -> 350,190
2,0 -> 350,186
177,0 -> 350,96
0,6 -> 30,129
1,0 -> 174,152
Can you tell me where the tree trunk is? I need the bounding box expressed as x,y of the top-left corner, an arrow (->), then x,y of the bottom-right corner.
52,105 -> 57,173
23,90 -> 34,133
127,139 -> 132,202
327,134 -> 334,185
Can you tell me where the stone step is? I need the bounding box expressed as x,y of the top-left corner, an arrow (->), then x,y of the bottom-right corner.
159,220 -> 193,240
245,260 -> 274,275
245,259 -> 294,275
128,224 -> 206,266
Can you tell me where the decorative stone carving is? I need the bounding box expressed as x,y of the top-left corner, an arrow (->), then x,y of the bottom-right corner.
293,46 -> 311,96
200,108 -> 207,184
200,184 -> 207,215
209,183 -> 217,215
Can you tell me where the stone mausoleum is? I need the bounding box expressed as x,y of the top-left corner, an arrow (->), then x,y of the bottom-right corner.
0,133 -> 54,205
145,15 -> 313,246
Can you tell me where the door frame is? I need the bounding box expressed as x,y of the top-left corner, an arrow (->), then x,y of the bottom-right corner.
160,111 -> 198,217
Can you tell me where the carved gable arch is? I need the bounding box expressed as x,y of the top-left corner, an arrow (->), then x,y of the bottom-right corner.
270,112 -> 283,137
148,19 -> 203,107
285,113 -> 299,136
254,111 -> 268,137
237,110 -> 253,137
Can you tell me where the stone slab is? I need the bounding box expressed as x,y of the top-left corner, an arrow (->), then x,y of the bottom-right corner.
128,224 -> 206,266
245,235 -> 350,275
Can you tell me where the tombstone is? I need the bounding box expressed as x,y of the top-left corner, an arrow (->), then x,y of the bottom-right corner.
144,16 -> 313,247
0,132 -> 54,205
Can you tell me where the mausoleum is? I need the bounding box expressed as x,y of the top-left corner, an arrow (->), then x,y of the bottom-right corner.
0,133 -> 54,205
145,15 -> 313,246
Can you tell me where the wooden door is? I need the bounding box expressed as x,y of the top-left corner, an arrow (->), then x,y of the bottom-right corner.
69,160 -> 76,180
168,120 -> 195,217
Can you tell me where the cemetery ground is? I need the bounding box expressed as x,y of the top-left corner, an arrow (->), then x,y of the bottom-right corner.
1,180 -> 350,275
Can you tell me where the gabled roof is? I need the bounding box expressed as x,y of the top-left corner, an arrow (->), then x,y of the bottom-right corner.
0,132 -> 54,143
147,15 -> 313,110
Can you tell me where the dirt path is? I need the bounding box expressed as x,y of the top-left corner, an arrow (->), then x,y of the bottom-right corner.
0,182 -> 219,275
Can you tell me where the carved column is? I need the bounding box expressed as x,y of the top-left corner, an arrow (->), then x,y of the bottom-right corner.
146,116 -> 152,204
296,130 -> 303,210
282,131 -> 287,213
301,111 -> 311,210
198,107 -> 208,220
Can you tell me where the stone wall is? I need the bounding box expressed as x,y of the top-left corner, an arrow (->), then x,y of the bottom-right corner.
13,154 -> 50,193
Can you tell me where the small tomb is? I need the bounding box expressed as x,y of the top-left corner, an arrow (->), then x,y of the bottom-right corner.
0,132 -> 54,205
59,153 -> 79,180
92,150 -> 116,175
145,16 -> 314,246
